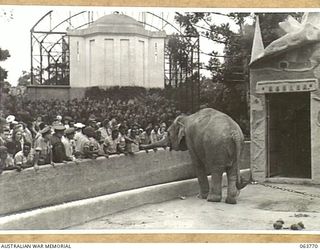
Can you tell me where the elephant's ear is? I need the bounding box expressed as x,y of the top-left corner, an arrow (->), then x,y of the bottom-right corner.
177,124 -> 185,143
176,117 -> 188,151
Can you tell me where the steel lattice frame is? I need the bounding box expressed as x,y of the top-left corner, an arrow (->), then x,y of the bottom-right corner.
30,11 -> 200,112
30,11 -> 93,86
164,34 -> 200,113
142,12 -> 200,113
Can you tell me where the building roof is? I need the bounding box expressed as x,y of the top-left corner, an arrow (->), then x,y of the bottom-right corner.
250,13 -> 320,66
67,13 -> 166,38
92,13 -> 144,28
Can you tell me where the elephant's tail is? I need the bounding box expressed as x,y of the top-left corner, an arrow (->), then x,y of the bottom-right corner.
234,130 -> 248,190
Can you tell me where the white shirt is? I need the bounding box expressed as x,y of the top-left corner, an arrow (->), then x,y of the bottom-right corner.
61,136 -> 75,159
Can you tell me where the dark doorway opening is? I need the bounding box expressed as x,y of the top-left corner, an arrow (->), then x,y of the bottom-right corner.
266,92 -> 311,178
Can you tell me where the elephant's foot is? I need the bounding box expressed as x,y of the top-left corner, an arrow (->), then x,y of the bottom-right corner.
207,194 -> 222,202
197,192 -> 208,199
225,196 -> 237,204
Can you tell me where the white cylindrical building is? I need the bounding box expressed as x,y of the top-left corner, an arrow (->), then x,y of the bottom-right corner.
67,13 -> 166,89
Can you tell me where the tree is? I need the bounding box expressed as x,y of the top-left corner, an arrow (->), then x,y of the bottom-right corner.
165,34 -> 200,113
17,71 -> 31,87
257,13 -> 303,47
0,47 -> 10,90
174,12 -> 303,137
0,47 -> 11,114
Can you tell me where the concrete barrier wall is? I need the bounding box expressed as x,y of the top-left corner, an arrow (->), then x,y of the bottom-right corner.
0,149 -> 193,216
26,85 -> 71,100
0,142 -> 250,217
26,86 -> 88,101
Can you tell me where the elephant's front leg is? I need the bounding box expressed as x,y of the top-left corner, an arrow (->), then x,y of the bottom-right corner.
207,169 -> 223,202
225,167 -> 238,204
189,151 -> 209,199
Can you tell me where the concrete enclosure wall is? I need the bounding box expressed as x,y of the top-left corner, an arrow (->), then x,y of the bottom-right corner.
26,85 -> 72,100
26,86 -> 89,101
0,143 -> 250,217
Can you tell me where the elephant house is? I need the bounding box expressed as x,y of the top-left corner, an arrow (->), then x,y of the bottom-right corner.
250,13 -> 320,184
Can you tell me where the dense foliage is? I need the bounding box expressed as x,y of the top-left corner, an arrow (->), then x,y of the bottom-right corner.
172,12 -> 304,137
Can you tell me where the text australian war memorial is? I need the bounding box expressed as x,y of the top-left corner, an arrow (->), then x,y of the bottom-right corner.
27,12 -> 201,113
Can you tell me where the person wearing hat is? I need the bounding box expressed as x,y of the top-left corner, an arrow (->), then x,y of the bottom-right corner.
55,115 -> 63,125
0,145 -> 16,174
6,118 -> 18,139
73,122 -> 86,158
81,126 -> 105,159
6,115 -> 15,124
34,126 -> 53,166
63,116 -> 73,130
62,127 -> 76,161
50,125 -> 67,163
87,114 -> 98,130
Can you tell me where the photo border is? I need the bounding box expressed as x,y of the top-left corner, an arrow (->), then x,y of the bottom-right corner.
0,0 -> 320,8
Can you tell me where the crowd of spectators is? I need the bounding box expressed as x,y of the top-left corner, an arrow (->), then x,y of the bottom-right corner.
0,89 -> 180,174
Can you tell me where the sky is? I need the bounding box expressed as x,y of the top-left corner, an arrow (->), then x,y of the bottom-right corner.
0,5 -> 245,86
1,6 -> 50,86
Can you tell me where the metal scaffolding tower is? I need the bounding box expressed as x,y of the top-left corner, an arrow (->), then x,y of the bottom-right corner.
30,10 -> 200,112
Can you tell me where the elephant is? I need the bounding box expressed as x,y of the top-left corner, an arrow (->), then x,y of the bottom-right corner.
141,108 -> 250,204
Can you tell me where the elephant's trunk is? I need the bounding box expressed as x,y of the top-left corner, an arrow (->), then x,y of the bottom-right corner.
140,137 -> 169,150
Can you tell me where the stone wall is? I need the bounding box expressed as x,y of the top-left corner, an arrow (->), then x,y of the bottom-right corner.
0,143 -> 250,217
26,85 -> 72,100
26,86 -> 87,101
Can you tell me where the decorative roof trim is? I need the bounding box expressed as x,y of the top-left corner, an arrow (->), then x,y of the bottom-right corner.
256,78 -> 318,94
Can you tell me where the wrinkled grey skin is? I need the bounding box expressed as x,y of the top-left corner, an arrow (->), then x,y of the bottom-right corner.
143,108 -> 249,204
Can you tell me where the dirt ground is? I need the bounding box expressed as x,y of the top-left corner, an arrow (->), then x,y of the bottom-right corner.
68,183 -> 320,231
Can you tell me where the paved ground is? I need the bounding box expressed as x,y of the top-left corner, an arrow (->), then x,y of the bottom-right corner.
68,183 -> 320,231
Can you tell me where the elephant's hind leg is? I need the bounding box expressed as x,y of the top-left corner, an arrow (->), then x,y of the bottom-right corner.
207,170 -> 223,202
225,167 -> 238,204
195,165 -> 209,199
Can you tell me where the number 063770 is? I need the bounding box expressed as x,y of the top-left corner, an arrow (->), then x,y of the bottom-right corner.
300,244 -> 319,248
